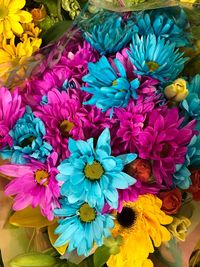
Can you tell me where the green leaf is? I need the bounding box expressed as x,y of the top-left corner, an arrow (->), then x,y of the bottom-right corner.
41,20 -> 72,45
93,246 -> 110,267
10,252 -> 57,267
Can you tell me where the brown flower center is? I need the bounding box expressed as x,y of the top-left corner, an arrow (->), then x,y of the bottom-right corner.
79,203 -> 96,223
117,207 -> 137,228
34,169 -> 49,186
59,120 -> 74,138
84,161 -> 104,181
0,7 -> 8,19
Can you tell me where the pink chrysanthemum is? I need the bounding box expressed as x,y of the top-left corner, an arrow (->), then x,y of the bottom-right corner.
0,153 -> 60,220
113,95 -> 160,152
34,89 -> 84,159
0,87 -> 24,151
137,107 -> 196,186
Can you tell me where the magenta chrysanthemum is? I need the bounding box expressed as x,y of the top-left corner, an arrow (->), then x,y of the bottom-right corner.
0,87 -> 24,151
34,89 -> 84,159
137,107 -> 196,186
0,152 -> 60,220
114,95 -> 159,152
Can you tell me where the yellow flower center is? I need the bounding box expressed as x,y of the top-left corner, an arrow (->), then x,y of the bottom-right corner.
34,169 -> 49,186
20,136 -> 36,147
117,207 -> 137,228
112,80 -> 118,86
59,120 -> 74,138
146,61 -> 160,72
0,7 -> 8,19
79,203 -> 96,223
84,161 -> 104,181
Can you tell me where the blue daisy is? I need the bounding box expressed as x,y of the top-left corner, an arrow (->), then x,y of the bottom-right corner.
182,75 -> 200,121
82,12 -> 138,55
136,10 -> 190,47
56,128 -> 137,209
54,198 -> 114,256
127,34 -> 187,82
81,56 -> 140,113
7,106 -> 52,164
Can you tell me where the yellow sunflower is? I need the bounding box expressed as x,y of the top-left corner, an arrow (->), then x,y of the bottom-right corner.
0,34 -> 41,83
0,0 -> 32,38
107,194 -> 173,267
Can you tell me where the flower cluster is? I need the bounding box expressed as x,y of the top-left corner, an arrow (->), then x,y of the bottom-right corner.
0,5 -> 199,267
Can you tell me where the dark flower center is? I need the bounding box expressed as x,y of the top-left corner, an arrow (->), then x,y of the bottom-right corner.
59,120 -> 74,138
79,203 -> 96,223
117,207 -> 137,228
20,136 -> 36,147
34,169 -> 49,186
160,143 -> 170,158
84,161 -> 104,181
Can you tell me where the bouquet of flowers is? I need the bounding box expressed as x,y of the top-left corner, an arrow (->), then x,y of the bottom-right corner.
0,1 -> 200,267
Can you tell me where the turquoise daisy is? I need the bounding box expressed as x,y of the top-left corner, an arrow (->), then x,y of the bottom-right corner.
54,198 -> 114,256
127,33 -> 187,82
56,128 -> 137,209
81,56 -> 140,113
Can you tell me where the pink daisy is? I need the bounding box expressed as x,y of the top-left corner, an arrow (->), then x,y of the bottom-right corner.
0,152 -> 60,220
34,89 -> 84,159
137,107 -> 196,186
0,87 -> 24,151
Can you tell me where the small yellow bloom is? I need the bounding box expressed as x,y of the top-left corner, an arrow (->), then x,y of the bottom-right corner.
168,216 -> 191,241
0,35 -> 41,83
0,0 -> 32,38
107,195 -> 173,267
21,23 -> 41,39
164,78 -> 189,102
31,5 -> 46,23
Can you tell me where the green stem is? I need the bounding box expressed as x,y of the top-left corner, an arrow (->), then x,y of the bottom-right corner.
57,0 -> 63,21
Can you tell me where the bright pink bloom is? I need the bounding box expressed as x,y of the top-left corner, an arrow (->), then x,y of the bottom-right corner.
114,95 -> 159,152
0,87 -> 24,150
0,153 -> 60,220
34,89 -> 84,159
137,107 -> 196,186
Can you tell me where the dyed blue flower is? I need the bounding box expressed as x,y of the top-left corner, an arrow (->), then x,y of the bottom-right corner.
8,106 -> 52,164
82,56 -> 140,112
182,75 -> 200,121
127,34 -> 187,82
136,11 -> 190,47
57,128 -> 137,209
173,135 -> 200,189
82,12 -> 138,55
54,199 -> 114,256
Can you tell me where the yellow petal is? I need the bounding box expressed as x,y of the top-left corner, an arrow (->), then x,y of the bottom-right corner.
48,222 -> 68,255
10,20 -> 23,35
17,10 -> 32,23
8,0 -> 25,12
9,206 -> 57,228
0,48 -> 11,63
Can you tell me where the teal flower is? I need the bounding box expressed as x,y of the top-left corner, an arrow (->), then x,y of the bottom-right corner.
54,199 -> 114,256
56,128 -> 137,209
182,75 -> 200,121
173,135 -> 200,189
127,34 -> 187,82
136,10 -> 190,47
82,12 -> 138,55
82,56 -> 140,113
8,106 -> 52,164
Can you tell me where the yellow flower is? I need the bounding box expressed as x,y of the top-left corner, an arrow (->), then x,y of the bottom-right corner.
21,22 -> 41,39
0,35 -> 41,83
180,0 -> 197,3
0,0 -> 32,38
107,195 -> 173,267
168,216 -> 191,241
164,78 -> 188,102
